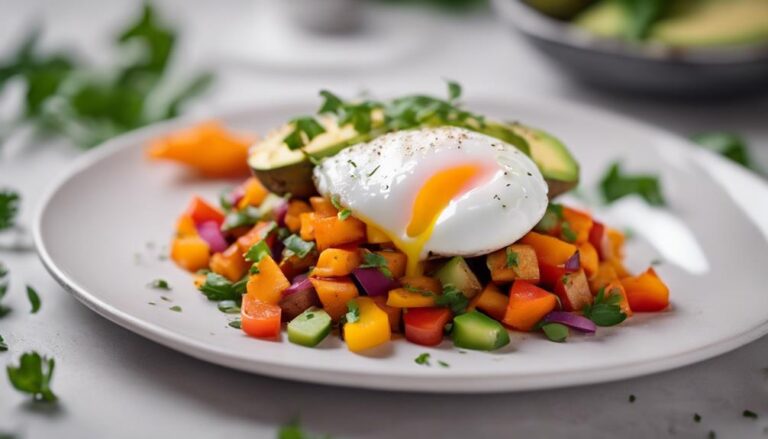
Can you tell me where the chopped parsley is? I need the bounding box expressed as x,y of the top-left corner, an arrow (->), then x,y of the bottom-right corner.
694,413 -> 701,423
599,162 -> 665,206
0,335 -> 7,351
6,351 -> 57,402
435,284 -> 469,315
217,300 -> 241,314
582,287 -> 627,327
283,234 -> 315,259
692,132 -> 756,171
148,279 -> 171,290
277,419 -> 330,439
228,319 -> 242,329
366,165 -> 381,177
337,209 -> 352,221
505,247 -> 519,268
26,286 -> 40,314
198,273 -> 247,301
345,300 -> 360,323
560,221 -> 577,243
0,190 -> 20,231
414,353 -> 431,365
541,322 -> 568,343
0,263 -> 10,318
283,117 -> 326,150
359,252 -> 393,278
437,360 -> 450,368
743,409 -> 758,419
447,80 -> 462,102
169,305 -> 182,312
629,394 -> 636,403
245,240 -> 271,263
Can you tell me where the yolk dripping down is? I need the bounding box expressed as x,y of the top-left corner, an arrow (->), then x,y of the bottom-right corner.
361,163 -> 491,276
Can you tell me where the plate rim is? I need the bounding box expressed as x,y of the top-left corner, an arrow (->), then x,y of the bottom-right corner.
33,95 -> 768,393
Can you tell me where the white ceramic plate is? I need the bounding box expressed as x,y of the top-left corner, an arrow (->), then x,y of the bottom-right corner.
34,97 -> 768,393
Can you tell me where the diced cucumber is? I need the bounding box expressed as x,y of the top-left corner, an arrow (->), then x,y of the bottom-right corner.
287,307 -> 332,347
434,256 -> 482,299
451,311 -> 510,351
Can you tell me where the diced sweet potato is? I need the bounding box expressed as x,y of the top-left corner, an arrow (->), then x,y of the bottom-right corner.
486,244 -> 539,284
236,221 -> 276,254
386,288 -> 437,308
299,212 -> 316,241
503,281 -> 557,331
399,276 -> 442,295
285,200 -> 312,232
554,269 -> 592,312
376,250 -> 407,279
588,261 -> 619,294
246,256 -> 291,305
310,196 -> 338,218
310,276 -> 359,321
621,267 -> 669,312
171,236 -> 210,272
209,243 -> 249,282
578,242 -> 599,279
604,281 -> 633,317
562,207 -> 593,244
313,248 -> 362,277
468,283 -> 508,321
237,177 -> 269,209
313,216 -> 366,251
519,231 -> 578,267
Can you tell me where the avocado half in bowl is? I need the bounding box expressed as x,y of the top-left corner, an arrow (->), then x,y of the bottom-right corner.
491,0 -> 768,98
248,116 -> 580,199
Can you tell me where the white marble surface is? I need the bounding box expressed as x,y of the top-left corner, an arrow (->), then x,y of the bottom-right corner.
1,0 -> 767,438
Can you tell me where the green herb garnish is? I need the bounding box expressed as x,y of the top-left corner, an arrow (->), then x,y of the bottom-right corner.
629,394 -> 636,403
360,252 -> 393,278
541,322 -> 568,342
366,165 -> 381,177
148,279 -> 171,290
26,285 -> 40,314
435,284 -> 469,315
599,162 -> 665,206
582,287 -> 627,327
277,419 -> 330,439
437,360 -> 450,368
338,209 -> 352,221
284,117 -> 326,150
0,190 -> 20,231
505,247 -> 519,268
0,335 -> 8,352
560,221 -> 577,243
244,240 -> 271,263
217,300 -> 241,314
198,273 -> 247,301
534,202 -> 564,233
694,413 -> 701,423
6,351 -> 57,402
446,80 -> 461,102
283,234 -> 315,259
345,300 -> 360,324
414,352 -> 431,365
0,263 -> 10,318
692,132 -> 756,171
228,319 -> 242,329
743,410 -> 758,419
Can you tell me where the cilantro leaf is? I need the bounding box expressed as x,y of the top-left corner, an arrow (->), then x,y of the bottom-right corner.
599,162 -> 665,206
284,117 -> 326,150
337,209 -> 352,221
0,190 -> 20,231
148,279 -> 171,290
228,319 -> 242,329
198,273 -> 247,301
560,221 -> 577,243
582,287 -> 627,327
359,252 -> 393,278
345,300 -> 360,323
435,284 -> 469,315
318,90 -> 343,114
26,285 -> 40,314
6,352 -> 57,402
743,410 -> 758,419
414,352 -> 430,365
437,360 -> 450,368
169,305 -> 182,312
216,300 -> 241,314
692,132 -> 756,171
283,234 -> 315,259
446,80 -> 461,101
505,247 -> 519,268
244,240 -> 271,263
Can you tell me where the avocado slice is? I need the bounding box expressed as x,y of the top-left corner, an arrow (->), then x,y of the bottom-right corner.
250,117 -> 580,198
451,311 -> 510,351
575,0 -> 768,47
434,256 -> 482,299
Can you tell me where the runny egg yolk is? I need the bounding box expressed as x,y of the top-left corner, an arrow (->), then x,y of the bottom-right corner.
377,163 -> 491,276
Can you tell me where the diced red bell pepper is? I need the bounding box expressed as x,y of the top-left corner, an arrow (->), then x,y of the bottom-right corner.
404,307 -> 452,346
589,220 -> 605,260
241,294 -> 282,339
185,196 -> 225,226
503,281 -> 557,331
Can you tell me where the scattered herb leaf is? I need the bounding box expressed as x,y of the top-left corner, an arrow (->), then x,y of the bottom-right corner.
437,360 -> 450,368
505,247 -> 519,268
743,410 -> 758,419
0,335 -> 7,351
694,413 -> 701,423
414,353 -> 431,365
617,0 -> 666,40
435,284 -> 469,315
360,252 -> 393,278
228,319 -> 242,329
284,117 -> 326,150
345,300 -> 360,324
169,305 -> 182,312
629,394 -> 636,403
26,285 -> 41,314
582,287 -> 627,327
560,221 -> 577,243
217,300 -> 241,314
0,190 -> 20,231
599,162 -> 665,206
692,132 -> 755,170
283,234 -> 315,259
366,165 -> 381,177
6,352 -> 57,402
245,240 -> 271,263
337,208 -> 352,221
198,273 -> 247,301
148,279 -> 171,290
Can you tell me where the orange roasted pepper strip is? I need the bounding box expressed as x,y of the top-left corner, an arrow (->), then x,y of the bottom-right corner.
147,121 -> 252,177
621,267 -> 669,312
503,281 -> 557,331
519,231 -> 578,267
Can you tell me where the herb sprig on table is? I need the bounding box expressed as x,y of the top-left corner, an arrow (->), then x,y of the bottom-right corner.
599,161 -> 665,206
6,351 -> 57,402
0,4 -> 212,149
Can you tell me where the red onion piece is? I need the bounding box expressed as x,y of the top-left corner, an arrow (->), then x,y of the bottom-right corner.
229,185 -> 246,208
543,311 -> 596,334
274,201 -> 289,227
283,274 -> 313,297
564,251 -> 580,273
196,221 -> 228,253
353,267 -> 397,297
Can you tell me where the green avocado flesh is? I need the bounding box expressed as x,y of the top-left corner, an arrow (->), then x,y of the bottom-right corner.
287,307 -> 332,348
575,0 -> 768,47
434,256 -> 482,299
452,311 -> 510,351
249,116 -> 580,199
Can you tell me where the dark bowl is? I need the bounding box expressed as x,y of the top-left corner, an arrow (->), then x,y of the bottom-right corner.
491,0 -> 768,99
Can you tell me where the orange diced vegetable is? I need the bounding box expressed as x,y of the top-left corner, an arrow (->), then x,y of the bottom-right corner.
176,214 -> 197,237
399,276 -> 442,295
371,296 -> 402,332
578,242 -> 599,278
468,284 -> 508,321
554,269 -> 592,312
621,267 -> 669,312
185,196 -> 225,226
366,223 -> 391,244
588,261 -> 620,294
386,288 -> 437,308
236,221 -> 276,254
246,256 -> 291,305
237,177 -> 269,209
519,231 -> 578,267
284,200 -> 312,232
310,277 -> 359,321
604,281 -> 633,317
313,248 -> 362,277
486,244 -> 539,284
210,243 -> 249,282
147,121 -> 251,177
603,228 -> 625,261
562,207 -> 593,244
376,250 -> 407,279
344,297 -> 391,352
503,281 -> 558,331
313,216 -> 366,251
241,295 -> 282,339
310,196 -> 338,218
171,236 -> 210,272
404,307 -> 451,346
299,212 -> 316,241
